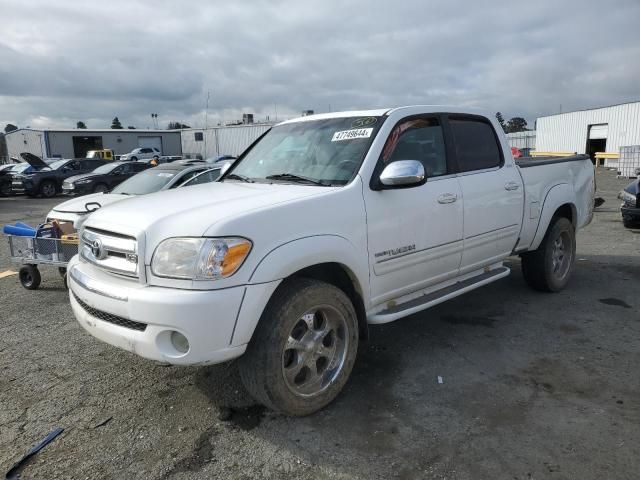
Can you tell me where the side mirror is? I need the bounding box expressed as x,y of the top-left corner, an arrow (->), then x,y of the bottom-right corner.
379,160 -> 425,187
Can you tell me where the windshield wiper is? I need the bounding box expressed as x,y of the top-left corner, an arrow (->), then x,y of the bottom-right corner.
225,173 -> 255,183
265,173 -> 331,186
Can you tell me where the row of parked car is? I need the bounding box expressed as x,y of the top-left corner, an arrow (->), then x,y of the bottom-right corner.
0,153 -> 235,198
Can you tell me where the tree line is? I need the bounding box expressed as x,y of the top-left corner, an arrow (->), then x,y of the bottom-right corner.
4,118 -> 191,133
495,112 -> 529,133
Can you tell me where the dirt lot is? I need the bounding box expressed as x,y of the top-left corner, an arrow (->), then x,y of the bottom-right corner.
0,169 -> 638,480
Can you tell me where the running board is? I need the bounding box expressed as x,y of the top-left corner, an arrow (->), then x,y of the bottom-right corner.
368,267 -> 511,324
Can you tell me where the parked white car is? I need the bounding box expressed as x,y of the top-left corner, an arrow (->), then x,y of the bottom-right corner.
68,106 -> 595,415
47,162 -> 226,228
119,147 -> 161,161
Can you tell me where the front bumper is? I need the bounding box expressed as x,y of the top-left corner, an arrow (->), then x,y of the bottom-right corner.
621,205 -> 640,221
63,184 -> 92,195
67,256 -> 268,365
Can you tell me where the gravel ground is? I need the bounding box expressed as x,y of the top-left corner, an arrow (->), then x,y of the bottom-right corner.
0,169 -> 639,480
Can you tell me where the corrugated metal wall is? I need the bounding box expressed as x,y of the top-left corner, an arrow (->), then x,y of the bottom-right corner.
506,131 -> 536,149
181,124 -> 272,159
5,129 -> 47,159
536,102 -> 640,154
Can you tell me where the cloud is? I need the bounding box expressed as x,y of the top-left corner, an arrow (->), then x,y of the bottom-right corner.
0,0 -> 638,129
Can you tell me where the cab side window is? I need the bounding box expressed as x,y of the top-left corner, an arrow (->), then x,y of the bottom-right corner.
449,116 -> 503,172
381,117 -> 448,177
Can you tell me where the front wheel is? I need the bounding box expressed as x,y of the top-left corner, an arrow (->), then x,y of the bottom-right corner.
239,278 -> 359,416
521,217 -> 576,292
130,156 -> 137,162
93,183 -> 108,193
40,180 -> 57,198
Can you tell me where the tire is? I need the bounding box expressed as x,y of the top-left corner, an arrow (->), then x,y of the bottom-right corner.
40,180 -> 57,198
19,265 -> 41,290
130,156 -> 138,162
521,217 -> 576,292
239,278 -> 359,416
0,181 -> 11,196
93,183 -> 108,193
153,155 -> 159,160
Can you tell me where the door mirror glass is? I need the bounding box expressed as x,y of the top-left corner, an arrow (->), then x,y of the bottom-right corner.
379,160 -> 425,187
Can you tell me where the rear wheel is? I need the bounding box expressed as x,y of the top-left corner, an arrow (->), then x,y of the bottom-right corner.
40,180 -> 57,198
19,265 -> 41,290
521,217 -> 575,292
239,278 -> 359,416
0,181 -> 11,196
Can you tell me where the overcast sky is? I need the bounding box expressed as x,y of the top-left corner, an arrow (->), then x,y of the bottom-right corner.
1,0 -> 639,130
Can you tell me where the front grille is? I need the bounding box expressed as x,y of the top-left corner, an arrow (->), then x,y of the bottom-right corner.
73,292 -> 147,332
80,227 -> 139,277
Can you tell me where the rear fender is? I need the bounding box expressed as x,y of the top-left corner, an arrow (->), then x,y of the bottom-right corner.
530,183 -> 575,250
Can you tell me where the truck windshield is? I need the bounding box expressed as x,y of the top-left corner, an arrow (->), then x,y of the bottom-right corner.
112,169 -> 176,195
226,116 -> 384,186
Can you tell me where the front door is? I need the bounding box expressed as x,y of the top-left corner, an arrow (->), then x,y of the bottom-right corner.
363,115 -> 464,306
446,115 -> 524,274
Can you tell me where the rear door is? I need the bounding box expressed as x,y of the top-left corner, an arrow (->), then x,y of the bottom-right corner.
363,115 -> 464,306
446,114 -> 523,275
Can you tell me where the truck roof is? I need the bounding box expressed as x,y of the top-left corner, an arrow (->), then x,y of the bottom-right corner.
278,105 -> 492,125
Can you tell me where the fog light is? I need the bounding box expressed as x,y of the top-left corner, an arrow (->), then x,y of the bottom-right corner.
170,331 -> 189,354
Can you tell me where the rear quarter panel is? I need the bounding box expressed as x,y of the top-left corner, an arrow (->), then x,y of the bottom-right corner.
517,159 -> 594,251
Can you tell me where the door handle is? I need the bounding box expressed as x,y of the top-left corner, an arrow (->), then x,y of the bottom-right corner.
505,181 -> 520,191
437,193 -> 458,204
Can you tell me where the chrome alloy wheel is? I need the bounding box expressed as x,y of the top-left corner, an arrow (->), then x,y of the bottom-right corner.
282,305 -> 348,397
551,231 -> 572,280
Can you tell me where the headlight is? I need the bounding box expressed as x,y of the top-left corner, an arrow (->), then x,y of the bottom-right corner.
151,237 -> 252,280
619,190 -> 637,204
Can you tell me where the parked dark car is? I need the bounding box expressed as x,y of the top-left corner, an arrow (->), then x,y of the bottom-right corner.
11,153 -> 108,197
62,161 -> 152,195
619,178 -> 640,228
0,160 -> 56,196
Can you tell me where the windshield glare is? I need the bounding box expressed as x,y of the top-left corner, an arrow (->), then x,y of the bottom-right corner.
112,169 -> 176,195
92,163 -> 118,174
227,116 -> 383,185
48,159 -> 69,170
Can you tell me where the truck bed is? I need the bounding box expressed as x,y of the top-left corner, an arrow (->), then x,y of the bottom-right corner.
516,154 -> 591,168
515,154 -> 594,252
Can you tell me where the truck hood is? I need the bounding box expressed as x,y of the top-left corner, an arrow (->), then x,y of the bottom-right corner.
52,193 -> 127,213
84,181 -> 334,238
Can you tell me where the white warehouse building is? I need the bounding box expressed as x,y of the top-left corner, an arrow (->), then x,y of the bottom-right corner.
536,101 -> 640,173
181,123 -> 272,159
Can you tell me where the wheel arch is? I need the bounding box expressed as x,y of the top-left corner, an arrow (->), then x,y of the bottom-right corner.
530,184 -> 576,250
232,236 -> 370,346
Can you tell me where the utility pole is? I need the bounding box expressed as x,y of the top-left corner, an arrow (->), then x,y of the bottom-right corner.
204,91 -> 210,158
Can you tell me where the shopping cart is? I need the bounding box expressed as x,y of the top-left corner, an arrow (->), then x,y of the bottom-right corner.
6,235 -> 79,290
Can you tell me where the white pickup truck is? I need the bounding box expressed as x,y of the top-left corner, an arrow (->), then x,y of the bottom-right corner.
68,106 -> 594,415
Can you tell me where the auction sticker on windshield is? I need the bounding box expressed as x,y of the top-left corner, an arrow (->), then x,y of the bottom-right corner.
331,128 -> 373,142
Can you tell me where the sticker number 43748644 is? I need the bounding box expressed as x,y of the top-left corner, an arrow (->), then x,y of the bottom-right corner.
331,128 -> 373,142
